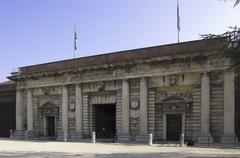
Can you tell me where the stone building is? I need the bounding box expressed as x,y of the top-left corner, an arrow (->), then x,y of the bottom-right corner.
8,38 -> 239,145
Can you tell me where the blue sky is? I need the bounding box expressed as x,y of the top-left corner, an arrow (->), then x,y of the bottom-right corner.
0,0 -> 240,82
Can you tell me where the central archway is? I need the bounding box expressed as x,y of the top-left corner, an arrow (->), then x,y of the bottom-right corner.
89,93 -> 117,140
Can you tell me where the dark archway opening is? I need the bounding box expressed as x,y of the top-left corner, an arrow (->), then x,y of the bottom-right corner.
167,114 -> 182,141
93,104 -> 116,139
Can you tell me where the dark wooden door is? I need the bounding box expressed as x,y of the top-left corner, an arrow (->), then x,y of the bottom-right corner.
95,104 -> 116,138
47,116 -> 55,137
167,114 -> 182,141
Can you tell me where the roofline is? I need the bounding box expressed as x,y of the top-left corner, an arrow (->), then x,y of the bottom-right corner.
19,38 -> 224,69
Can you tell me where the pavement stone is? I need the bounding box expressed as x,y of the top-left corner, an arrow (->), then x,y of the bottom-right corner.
0,139 -> 240,158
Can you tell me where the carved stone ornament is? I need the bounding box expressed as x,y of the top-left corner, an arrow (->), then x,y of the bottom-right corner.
130,117 -> 139,127
130,97 -> 139,109
69,102 -> 75,111
68,112 -> 75,119
171,105 -> 176,110
169,75 -> 178,86
96,81 -> 105,91
42,87 -> 50,95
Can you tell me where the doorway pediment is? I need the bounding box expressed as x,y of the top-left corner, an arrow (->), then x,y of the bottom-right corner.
157,94 -> 192,104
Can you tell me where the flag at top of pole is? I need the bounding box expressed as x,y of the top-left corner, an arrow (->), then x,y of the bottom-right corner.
177,0 -> 181,43
73,26 -> 78,58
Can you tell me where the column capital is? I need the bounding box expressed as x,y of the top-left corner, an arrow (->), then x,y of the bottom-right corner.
201,71 -> 210,76
62,84 -> 69,88
75,83 -> 82,87
16,89 -> 23,92
27,88 -> 34,92
122,78 -> 129,82
224,68 -> 235,73
140,77 -> 148,81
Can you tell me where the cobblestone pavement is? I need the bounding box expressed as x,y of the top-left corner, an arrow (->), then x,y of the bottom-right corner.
0,139 -> 240,158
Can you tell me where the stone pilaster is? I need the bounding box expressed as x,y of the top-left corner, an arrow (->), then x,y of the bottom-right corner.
26,89 -> 34,139
136,77 -> 148,142
27,89 -> 33,131
14,89 -> 24,139
197,72 -> 213,144
75,84 -> 83,140
117,79 -> 131,142
221,70 -> 237,144
62,85 -> 69,140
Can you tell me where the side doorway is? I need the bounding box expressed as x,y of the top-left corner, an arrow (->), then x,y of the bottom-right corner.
166,114 -> 182,141
46,116 -> 56,138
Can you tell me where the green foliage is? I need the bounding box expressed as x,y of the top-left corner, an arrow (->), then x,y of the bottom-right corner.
201,27 -> 240,67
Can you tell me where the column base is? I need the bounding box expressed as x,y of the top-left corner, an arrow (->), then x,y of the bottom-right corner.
116,134 -> 131,142
221,134 -> 238,145
13,130 -> 25,139
56,131 -> 68,141
69,132 -> 83,141
135,134 -> 149,142
24,130 -> 36,140
197,135 -> 214,144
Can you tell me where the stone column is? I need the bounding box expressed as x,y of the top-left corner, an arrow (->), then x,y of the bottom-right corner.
27,89 -> 33,132
221,70 -> 236,144
118,79 -> 130,141
197,72 -> 213,144
62,85 -> 69,140
75,84 -> 83,139
15,89 -> 24,137
136,77 -> 148,141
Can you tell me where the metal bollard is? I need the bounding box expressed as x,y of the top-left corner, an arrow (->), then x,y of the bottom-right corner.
180,133 -> 184,147
148,134 -> 153,146
9,129 -> 13,139
64,131 -> 68,142
92,132 -> 96,143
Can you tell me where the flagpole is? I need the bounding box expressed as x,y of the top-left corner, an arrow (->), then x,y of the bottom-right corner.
178,30 -> 179,43
73,25 -> 76,58
177,0 -> 180,43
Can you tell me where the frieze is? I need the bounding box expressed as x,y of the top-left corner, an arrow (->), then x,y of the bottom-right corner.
81,69 -> 113,81
17,53 -> 226,89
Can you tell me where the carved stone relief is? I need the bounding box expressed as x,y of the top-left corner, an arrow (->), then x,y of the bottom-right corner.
69,102 -> 75,111
130,97 -> 139,109
96,81 -> 105,91
169,75 -> 178,86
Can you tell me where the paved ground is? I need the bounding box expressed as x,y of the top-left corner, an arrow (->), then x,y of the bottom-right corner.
0,139 -> 240,158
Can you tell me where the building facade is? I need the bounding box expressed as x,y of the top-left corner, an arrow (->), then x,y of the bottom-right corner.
9,38 -> 239,144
